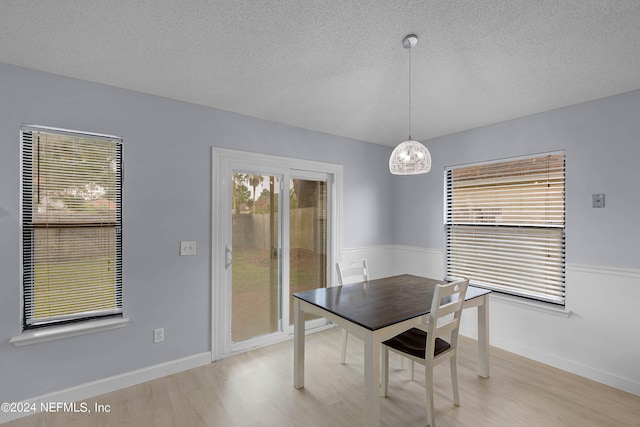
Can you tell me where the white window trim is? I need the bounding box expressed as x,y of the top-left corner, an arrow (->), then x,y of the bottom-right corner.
490,293 -> 571,317
444,150 -> 566,305
16,124 -> 125,342
10,317 -> 129,347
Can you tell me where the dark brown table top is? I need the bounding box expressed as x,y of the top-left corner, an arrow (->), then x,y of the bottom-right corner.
293,274 -> 490,331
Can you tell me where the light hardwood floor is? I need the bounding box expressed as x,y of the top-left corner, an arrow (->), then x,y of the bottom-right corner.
4,328 -> 640,427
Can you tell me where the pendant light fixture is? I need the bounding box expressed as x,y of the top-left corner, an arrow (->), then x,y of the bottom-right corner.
389,34 -> 431,175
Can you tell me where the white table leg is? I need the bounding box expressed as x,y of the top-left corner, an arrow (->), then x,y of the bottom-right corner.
477,294 -> 490,378
294,298 -> 305,389
363,333 -> 380,427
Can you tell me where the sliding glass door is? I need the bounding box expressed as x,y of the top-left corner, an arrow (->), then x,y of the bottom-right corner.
213,148 -> 342,358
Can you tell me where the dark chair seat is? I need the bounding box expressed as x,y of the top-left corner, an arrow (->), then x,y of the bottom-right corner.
382,328 -> 451,359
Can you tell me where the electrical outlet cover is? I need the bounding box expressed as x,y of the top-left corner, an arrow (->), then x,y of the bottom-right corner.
180,241 -> 197,256
154,328 -> 164,343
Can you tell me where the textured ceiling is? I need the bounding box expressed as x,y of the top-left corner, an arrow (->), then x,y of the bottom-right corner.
1,0 -> 639,146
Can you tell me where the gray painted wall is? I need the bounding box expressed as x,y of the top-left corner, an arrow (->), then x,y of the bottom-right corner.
392,89 -> 640,270
0,62 -> 393,402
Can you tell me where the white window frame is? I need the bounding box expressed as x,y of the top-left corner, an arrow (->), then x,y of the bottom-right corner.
444,151 -> 566,305
11,125 -> 128,346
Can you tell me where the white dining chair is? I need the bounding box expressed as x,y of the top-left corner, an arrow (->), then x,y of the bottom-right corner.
405,276 -> 467,380
335,259 -> 368,364
381,278 -> 469,427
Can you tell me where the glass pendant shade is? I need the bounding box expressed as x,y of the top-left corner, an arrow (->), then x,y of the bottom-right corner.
389,139 -> 431,175
389,34 -> 432,175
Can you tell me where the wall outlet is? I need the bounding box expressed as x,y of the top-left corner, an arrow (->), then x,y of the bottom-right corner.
153,328 -> 164,343
180,240 -> 196,256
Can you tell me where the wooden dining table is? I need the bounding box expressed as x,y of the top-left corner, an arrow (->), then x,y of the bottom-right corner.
293,274 -> 491,427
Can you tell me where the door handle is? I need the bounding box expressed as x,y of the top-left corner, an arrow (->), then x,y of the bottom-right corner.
225,245 -> 233,269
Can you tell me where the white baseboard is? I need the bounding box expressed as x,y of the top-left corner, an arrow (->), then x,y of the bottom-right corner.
490,335 -> 640,396
0,352 -> 212,423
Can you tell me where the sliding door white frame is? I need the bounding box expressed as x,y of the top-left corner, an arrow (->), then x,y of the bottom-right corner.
211,148 -> 343,361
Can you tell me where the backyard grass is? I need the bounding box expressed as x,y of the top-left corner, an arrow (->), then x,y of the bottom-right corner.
231,248 -> 325,342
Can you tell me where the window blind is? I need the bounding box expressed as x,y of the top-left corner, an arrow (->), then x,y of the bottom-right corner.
21,125 -> 123,328
445,153 -> 565,304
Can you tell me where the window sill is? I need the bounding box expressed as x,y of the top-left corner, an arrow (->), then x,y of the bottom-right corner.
9,317 -> 129,347
490,293 -> 572,317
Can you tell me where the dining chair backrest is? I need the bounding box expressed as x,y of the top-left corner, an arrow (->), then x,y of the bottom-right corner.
426,279 -> 469,359
335,259 -> 369,364
336,259 -> 368,286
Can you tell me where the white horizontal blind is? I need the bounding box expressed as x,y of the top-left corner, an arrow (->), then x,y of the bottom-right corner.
445,153 -> 565,304
21,125 -> 123,328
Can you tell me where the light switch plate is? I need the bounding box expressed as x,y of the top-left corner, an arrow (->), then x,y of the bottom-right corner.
180,241 -> 197,256
592,194 -> 605,208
